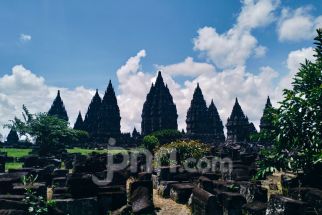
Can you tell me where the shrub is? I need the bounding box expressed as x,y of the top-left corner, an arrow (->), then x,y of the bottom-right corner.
143,135 -> 159,152
150,129 -> 182,145
256,29 -> 322,179
155,140 -> 210,166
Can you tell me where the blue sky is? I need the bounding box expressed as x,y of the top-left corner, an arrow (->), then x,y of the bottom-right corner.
0,0 -> 320,89
0,0 -> 321,135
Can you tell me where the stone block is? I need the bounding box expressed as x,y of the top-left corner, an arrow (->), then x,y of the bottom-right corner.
266,195 -> 307,215
55,197 -> 99,215
129,180 -> 154,214
170,183 -> 194,204
242,201 -> 267,215
191,187 -> 222,215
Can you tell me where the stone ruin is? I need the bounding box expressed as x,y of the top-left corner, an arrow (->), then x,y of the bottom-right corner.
0,146 -> 320,214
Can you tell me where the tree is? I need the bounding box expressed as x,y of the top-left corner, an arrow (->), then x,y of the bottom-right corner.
257,29 -> 322,180
7,105 -> 87,156
143,135 -> 159,152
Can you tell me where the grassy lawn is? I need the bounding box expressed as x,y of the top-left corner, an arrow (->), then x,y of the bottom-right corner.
5,162 -> 23,170
0,148 -> 31,158
67,147 -> 128,155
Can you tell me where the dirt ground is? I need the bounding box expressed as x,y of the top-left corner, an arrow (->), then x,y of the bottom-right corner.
153,189 -> 191,215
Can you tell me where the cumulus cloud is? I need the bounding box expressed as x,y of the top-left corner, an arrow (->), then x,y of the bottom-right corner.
115,50 -> 281,132
19,34 -> 32,42
278,7 -> 322,42
278,47 -> 315,89
156,57 -> 215,77
193,0 -> 279,69
0,65 -> 95,137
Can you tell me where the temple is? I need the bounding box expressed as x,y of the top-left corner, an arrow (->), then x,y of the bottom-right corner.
226,98 -> 254,143
83,89 -> 102,141
186,84 -> 209,134
208,100 -> 225,142
141,71 -> 178,135
48,90 -> 69,121
260,96 -> 273,132
73,111 -> 84,131
97,80 -> 121,141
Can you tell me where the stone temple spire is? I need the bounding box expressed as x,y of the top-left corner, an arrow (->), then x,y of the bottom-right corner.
83,89 -> 102,140
186,83 -> 209,134
226,98 -> 253,143
97,80 -> 121,141
48,90 -> 69,121
141,71 -> 178,135
208,100 -> 225,142
260,96 -> 273,132
73,111 -> 84,130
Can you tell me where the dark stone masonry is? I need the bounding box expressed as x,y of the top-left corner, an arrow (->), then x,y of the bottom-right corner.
141,71 -> 178,135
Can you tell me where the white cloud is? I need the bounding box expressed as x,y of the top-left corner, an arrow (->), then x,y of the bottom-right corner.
278,47 -> 315,89
193,0 -> 279,69
116,50 -> 153,132
0,65 -> 94,137
20,34 -> 32,42
278,7 -> 322,42
115,50 -> 280,132
156,57 -> 215,77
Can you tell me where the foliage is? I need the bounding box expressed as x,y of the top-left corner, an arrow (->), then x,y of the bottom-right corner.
143,135 -> 159,152
155,140 -> 210,166
150,129 -> 182,145
6,105 -> 87,156
22,175 -> 56,215
256,29 -> 322,178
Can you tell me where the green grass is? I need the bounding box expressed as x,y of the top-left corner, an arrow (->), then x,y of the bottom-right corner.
67,147 -> 128,155
5,162 -> 23,170
0,148 -> 31,158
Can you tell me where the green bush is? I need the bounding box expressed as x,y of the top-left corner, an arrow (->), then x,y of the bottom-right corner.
256,29 -> 322,179
143,135 -> 159,152
150,129 -> 182,145
155,140 -> 210,166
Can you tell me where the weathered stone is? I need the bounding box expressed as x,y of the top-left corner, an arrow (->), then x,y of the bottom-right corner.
226,98 -> 254,143
238,181 -> 267,203
137,172 -> 152,181
157,181 -> 178,198
0,195 -> 25,202
12,183 -> 46,198
198,176 -> 213,193
129,180 -> 154,214
170,183 -> 194,204
191,187 -> 222,215
0,199 -> 27,211
219,192 -> 246,215
67,174 -> 98,198
52,177 -> 67,187
0,209 -> 27,215
0,173 -> 28,194
242,201 -> 267,215
266,195 -> 307,215
141,71 -> 178,135
288,187 -> 322,215
55,197 -> 99,215
53,169 -> 68,178
97,186 -> 127,214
